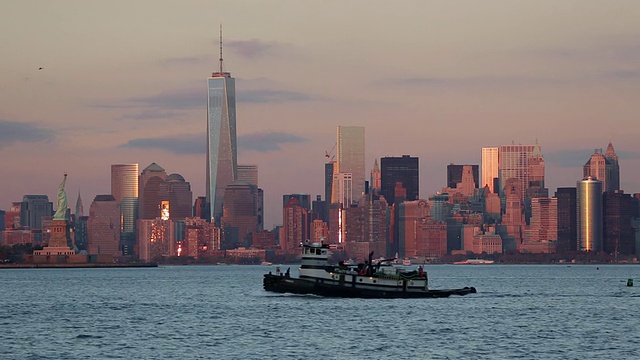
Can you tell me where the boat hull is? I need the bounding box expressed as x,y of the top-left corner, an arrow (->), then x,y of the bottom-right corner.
263,274 -> 476,299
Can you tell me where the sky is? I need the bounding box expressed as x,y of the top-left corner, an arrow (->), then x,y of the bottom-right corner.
1,1 -> 640,229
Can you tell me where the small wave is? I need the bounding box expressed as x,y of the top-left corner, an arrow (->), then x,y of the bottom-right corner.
76,334 -> 103,339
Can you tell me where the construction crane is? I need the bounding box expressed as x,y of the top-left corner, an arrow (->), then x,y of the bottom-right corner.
325,142 -> 336,162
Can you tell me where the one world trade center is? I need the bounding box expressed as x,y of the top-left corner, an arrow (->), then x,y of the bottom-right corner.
206,26 -> 237,224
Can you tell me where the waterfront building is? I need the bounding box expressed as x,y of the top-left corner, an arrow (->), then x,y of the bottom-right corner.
555,187 -> 577,252
336,126 -> 365,203
138,163 -> 167,219
397,199 -> 430,258
206,28 -> 237,223
481,147 -> 499,193
282,197 -> 310,253
603,190 -> 635,255
310,219 -> 329,243
138,218 -> 177,262
111,164 -> 139,255
182,217 -> 221,257
522,197 -> 557,253
380,155 -> 419,206
0,210 -> 4,243
577,177 -> 603,252
87,195 -> 121,256
253,229 -> 278,250
221,182 -> 260,247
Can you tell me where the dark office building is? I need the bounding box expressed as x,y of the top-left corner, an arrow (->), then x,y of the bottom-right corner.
380,156 -> 419,206
74,215 -> 89,251
283,194 -> 311,211
603,190 -> 635,255
324,161 -> 335,226
20,195 -> 53,231
447,164 -> 479,189
555,187 -> 577,252
312,195 -> 328,223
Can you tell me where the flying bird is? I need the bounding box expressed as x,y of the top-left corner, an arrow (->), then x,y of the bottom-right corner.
38,67 -> 44,70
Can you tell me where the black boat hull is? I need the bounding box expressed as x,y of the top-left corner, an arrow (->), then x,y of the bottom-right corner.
263,274 -> 476,298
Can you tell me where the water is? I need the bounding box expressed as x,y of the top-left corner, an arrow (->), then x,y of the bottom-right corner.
1,264 -> 639,359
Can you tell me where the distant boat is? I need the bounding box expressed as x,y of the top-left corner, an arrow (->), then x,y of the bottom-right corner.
402,258 -> 412,266
453,259 -> 494,265
261,261 -> 273,266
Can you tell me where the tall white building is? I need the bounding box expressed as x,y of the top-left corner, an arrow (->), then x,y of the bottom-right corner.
336,126 -> 365,203
481,147 -> 499,193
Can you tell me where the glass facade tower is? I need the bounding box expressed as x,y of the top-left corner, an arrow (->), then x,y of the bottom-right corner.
206,45 -> 237,224
481,147 -> 499,193
111,164 -> 139,256
336,126 -> 365,203
577,176 -> 603,252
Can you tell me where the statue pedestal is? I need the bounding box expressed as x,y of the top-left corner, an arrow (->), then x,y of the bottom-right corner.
34,220 -> 74,256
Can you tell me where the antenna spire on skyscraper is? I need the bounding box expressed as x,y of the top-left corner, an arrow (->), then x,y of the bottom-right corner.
219,24 -> 224,74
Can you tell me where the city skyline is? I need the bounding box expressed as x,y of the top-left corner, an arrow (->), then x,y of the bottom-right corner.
2,1 -> 640,228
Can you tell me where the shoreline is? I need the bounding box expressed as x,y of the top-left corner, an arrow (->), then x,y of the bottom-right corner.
0,263 -> 158,269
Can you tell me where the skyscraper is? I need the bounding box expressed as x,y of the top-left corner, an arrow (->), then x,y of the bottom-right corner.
380,155 -> 419,206
332,173 -> 353,206
139,163 -> 167,220
603,190 -> 635,255
370,159 -> 381,194
498,144 -> 544,201
555,187 -> 577,252
207,27 -> 237,224
159,174 -> 193,219
111,164 -> 139,255
481,147 -> 499,193
88,195 -> 120,256
282,194 -> 311,211
583,143 -> 620,193
604,142 -> 620,191
336,126 -> 365,203
577,177 -> 603,252
447,164 -> 479,189
75,191 -> 84,219
237,165 -> 258,186
20,195 -> 52,231
220,182 -> 259,247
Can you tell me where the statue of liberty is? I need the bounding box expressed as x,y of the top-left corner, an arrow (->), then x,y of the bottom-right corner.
53,173 -> 68,220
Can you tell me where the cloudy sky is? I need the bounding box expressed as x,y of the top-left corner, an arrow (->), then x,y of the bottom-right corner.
2,1 -> 639,228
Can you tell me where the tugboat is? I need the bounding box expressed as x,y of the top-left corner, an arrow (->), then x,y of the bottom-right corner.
263,242 -> 476,298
